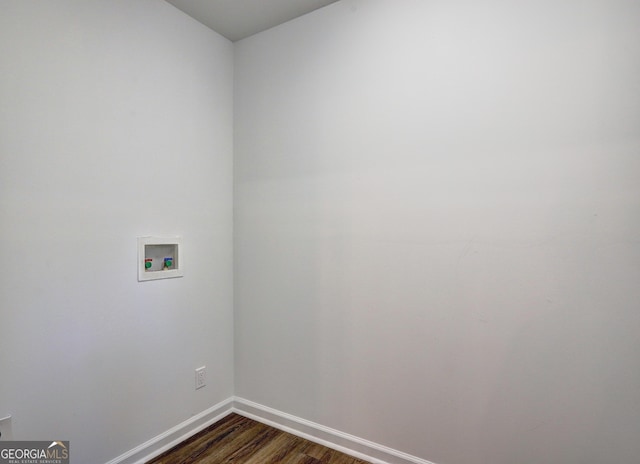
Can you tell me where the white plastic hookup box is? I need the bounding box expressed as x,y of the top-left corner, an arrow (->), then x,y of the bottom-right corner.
137,236 -> 183,282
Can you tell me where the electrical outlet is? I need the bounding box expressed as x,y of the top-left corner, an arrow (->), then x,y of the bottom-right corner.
0,415 -> 13,441
195,366 -> 206,390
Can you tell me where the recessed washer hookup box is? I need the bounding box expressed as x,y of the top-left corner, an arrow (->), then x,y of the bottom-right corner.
138,236 -> 183,281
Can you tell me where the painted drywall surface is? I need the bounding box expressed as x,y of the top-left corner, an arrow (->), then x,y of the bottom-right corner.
0,1 -> 233,462
234,1 -> 640,463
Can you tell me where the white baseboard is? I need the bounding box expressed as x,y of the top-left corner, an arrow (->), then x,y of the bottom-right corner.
105,397 -> 233,464
105,396 -> 435,464
231,397 -> 436,464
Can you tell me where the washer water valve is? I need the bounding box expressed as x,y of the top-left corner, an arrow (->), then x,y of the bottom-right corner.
137,236 -> 183,282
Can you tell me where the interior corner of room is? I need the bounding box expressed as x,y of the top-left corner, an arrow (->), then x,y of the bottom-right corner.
1,1 -> 639,464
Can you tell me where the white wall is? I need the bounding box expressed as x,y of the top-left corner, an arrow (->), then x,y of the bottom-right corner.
0,1 -> 233,463
234,1 -> 640,463
2,1 -> 639,463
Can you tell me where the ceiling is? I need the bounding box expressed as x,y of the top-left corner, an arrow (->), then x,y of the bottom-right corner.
164,0 -> 341,42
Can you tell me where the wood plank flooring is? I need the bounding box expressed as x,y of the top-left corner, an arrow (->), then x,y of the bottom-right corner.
147,413 -> 371,464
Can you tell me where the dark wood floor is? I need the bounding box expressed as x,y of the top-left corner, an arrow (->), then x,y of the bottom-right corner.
147,413 -> 371,464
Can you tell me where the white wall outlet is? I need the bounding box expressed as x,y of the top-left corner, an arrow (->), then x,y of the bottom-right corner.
195,366 -> 206,390
0,415 -> 13,441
